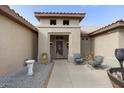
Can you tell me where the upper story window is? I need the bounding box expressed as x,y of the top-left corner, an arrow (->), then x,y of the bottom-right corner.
50,20 -> 56,25
63,20 -> 69,25
82,37 -> 84,40
86,38 -> 88,40
82,37 -> 89,40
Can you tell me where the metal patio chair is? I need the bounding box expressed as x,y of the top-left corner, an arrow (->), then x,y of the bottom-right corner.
90,56 -> 104,67
73,53 -> 85,64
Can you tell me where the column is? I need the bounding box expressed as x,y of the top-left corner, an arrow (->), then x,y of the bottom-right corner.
68,34 -> 73,62
47,33 -> 51,63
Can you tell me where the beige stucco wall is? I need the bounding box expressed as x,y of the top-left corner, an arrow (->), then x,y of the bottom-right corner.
81,36 -> 91,57
0,14 -> 38,75
119,28 -> 124,48
91,29 -> 120,67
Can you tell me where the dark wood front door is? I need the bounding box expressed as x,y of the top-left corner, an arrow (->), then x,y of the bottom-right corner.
56,40 -> 63,58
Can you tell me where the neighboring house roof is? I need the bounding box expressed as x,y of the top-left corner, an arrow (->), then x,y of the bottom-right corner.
89,19 -> 124,36
34,12 -> 85,22
81,26 -> 100,35
0,5 -> 38,32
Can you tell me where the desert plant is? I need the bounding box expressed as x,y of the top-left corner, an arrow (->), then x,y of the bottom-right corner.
85,53 -> 94,61
85,53 -> 94,64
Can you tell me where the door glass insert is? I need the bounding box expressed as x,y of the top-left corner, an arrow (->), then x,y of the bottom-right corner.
56,41 -> 63,56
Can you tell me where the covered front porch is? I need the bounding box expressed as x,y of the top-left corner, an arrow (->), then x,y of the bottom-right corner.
38,27 -> 81,63
50,35 -> 69,59
48,32 -> 72,61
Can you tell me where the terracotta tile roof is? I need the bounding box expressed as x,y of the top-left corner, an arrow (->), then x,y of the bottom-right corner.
34,12 -> 85,21
89,19 -> 124,36
0,5 -> 38,32
35,12 -> 84,15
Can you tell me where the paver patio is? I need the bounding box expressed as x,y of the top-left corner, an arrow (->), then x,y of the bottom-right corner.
47,60 -> 112,88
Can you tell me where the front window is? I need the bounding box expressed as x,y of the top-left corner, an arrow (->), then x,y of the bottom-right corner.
63,20 -> 69,25
50,20 -> 56,25
86,38 -> 88,40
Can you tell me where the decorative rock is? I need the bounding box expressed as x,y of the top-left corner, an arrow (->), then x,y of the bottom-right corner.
0,62 -> 53,88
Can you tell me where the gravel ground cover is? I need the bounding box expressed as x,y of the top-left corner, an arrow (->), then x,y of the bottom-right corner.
0,62 -> 53,88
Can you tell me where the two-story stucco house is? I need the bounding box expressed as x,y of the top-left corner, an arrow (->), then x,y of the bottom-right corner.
1,5 -> 124,75
35,12 -> 124,67
35,12 -> 85,63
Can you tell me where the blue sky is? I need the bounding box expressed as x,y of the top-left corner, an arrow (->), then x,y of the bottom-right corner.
10,5 -> 124,27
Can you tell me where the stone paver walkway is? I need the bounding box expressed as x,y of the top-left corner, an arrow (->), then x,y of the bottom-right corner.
47,60 -> 112,88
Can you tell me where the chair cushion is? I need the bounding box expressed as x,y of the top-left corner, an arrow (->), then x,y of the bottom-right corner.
75,58 -> 83,62
73,53 -> 81,59
95,56 -> 103,62
94,56 -> 103,66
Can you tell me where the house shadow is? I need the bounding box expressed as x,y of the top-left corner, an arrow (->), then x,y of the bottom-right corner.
87,64 -> 110,70
93,65 -> 110,70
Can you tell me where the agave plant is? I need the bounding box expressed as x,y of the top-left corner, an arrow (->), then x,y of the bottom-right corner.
115,48 -> 124,80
